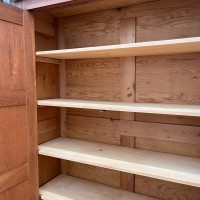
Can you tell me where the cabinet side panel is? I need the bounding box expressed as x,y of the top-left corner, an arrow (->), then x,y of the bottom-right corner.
35,13 -> 61,187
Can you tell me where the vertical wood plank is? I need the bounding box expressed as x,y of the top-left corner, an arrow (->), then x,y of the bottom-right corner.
120,18 -> 136,192
120,136 -> 135,192
58,18 -> 66,136
58,18 -> 68,175
120,18 -> 136,120
23,11 -> 39,200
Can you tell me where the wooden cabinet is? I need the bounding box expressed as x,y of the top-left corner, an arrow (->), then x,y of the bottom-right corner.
1,0 -> 200,199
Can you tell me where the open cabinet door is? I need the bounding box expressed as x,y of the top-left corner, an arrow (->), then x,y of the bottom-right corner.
0,2 -> 38,200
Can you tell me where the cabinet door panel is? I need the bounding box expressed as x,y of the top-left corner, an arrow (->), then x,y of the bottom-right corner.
0,3 -> 38,200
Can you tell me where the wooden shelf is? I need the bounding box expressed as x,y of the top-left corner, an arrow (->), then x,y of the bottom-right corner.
37,99 -> 200,117
36,37 -> 200,60
40,175 -> 158,200
38,137 -> 200,187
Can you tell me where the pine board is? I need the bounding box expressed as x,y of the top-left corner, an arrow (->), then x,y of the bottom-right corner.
37,99 -> 200,117
40,175 -> 158,200
36,37 -> 200,59
38,137 -> 200,187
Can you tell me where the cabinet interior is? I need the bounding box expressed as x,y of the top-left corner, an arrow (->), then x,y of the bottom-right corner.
35,0 -> 200,199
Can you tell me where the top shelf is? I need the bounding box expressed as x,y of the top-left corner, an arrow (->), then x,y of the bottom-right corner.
36,37 -> 200,60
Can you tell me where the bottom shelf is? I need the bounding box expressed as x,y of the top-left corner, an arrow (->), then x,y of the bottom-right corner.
40,175 -> 158,200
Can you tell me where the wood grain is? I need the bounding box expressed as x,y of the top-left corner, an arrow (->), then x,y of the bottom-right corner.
34,13 -> 55,36
39,155 -> 60,187
0,164 -> 28,193
36,56 -> 60,65
136,113 -> 200,126
35,32 -> 57,52
66,115 -> 200,146
65,58 -> 120,101
37,99 -> 200,117
40,175 -> 158,200
36,37 -> 200,59
63,13 -> 120,49
23,11 -> 39,200
120,124 -> 135,192
136,54 -> 200,105
136,0 -> 200,42
35,13 -> 60,191
35,0 -> 200,199
0,90 -> 26,107
36,63 -> 59,100
66,128 -> 120,146
38,118 -> 57,134
0,6 -> 38,198
58,18 -> 67,137
66,108 -> 120,120
120,18 -> 135,120
22,0 -> 156,16
136,138 -> 200,158
37,106 -> 58,122
38,137 -> 200,187
0,181 -> 28,200
0,2 -> 23,25
135,176 -> 200,200
120,17 -> 136,192
66,161 -> 120,188
0,21 -> 24,91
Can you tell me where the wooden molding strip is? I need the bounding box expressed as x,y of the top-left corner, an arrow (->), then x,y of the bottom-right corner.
0,164 -> 28,193
0,2 -> 23,25
38,138 -> 200,187
0,90 -> 26,107
40,175 -> 158,200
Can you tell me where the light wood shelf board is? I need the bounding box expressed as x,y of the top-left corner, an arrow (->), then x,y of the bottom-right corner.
40,175 -> 158,200
37,99 -> 200,117
38,137 -> 200,187
36,37 -> 200,60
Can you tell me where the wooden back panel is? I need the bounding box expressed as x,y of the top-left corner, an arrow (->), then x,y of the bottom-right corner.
61,0 -> 200,199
